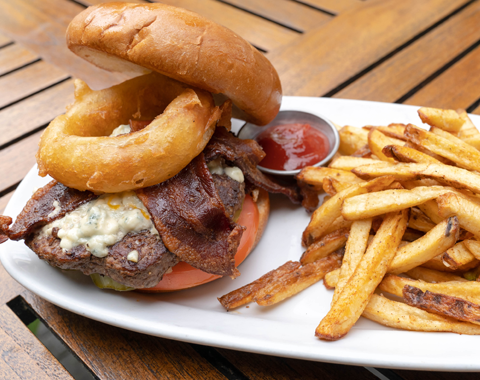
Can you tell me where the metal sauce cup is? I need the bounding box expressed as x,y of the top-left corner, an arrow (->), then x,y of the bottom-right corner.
237,110 -> 340,176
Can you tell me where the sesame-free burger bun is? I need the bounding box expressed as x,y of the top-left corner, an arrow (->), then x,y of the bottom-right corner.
66,2 -> 282,126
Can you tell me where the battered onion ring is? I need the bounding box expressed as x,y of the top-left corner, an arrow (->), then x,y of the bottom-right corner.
36,73 -> 221,193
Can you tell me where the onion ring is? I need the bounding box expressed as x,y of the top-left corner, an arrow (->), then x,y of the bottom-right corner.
36,72 -> 221,193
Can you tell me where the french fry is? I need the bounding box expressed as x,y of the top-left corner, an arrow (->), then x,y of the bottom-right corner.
332,219 -> 372,304
388,216 -> 459,274
351,144 -> 373,158
403,285 -> 480,325
368,129 -> 404,162
218,261 -> 301,310
302,176 -> 394,245
379,274 -> 480,304
363,124 -> 406,141
364,293 -> 480,335
342,186 -> 451,220
464,135 -> 480,151
301,228 -> 349,265
338,126 -> 369,155
315,209 -> 408,340
329,156 -> 379,171
405,124 -> 480,172
418,107 -> 465,133
256,253 -> 343,306
456,109 -> 479,140
441,241 -> 478,270
404,141 -> 455,165
406,267 -> 467,283
322,177 -> 337,196
382,144 -> 442,164
463,239 -> 480,260
408,208 -> 435,232
422,254 -> 479,273
353,162 -> 480,195
296,166 -> 364,191
324,268 -> 340,289
437,192 -> 480,240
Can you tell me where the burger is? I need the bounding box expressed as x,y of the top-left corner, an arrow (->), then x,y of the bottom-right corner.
0,2 -> 300,292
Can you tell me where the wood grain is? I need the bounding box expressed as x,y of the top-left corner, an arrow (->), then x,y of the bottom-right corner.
0,305 -> 72,380
0,43 -> 38,76
0,79 -> 74,147
0,32 -> 12,47
296,0 -> 362,15
267,0 -> 470,96
219,0 -> 332,32
0,0 -> 128,90
22,292 -> 226,380
218,348 -> 378,379
404,45 -> 480,109
0,130 -> 42,192
0,61 -> 68,109
151,0 -> 299,52
335,1 -> 480,102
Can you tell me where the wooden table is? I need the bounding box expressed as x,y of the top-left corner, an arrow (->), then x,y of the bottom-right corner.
1,0 -> 480,378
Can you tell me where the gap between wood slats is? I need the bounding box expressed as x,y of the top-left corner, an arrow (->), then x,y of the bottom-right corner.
333,0 -> 480,103
0,44 -> 39,77
293,0 -> 362,15
217,0 -> 332,33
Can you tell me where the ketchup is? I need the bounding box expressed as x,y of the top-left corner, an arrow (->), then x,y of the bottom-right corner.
255,123 -> 330,171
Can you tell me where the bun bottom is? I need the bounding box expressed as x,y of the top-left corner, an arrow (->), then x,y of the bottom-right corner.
138,189 -> 269,293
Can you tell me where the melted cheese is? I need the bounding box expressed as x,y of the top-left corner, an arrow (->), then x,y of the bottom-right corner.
207,158 -> 244,183
41,192 -> 157,258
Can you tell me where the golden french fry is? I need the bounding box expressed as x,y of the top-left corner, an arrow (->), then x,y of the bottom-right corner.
437,192 -> 480,240
403,285 -> 480,325
296,166 -> 364,191
218,261 -> 301,310
301,228 -> 349,265
368,129 -> 401,162
363,124 -> 407,141
256,253 -> 343,306
441,241 -> 478,270
351,144 -> 372,158
339,126 -> 369,155
422,254 -> 478,273
332,219 -> 372,304
364,293 -> 480,335
463,239 -> 480,261
329,156 -> 379,171
303,176 -> 394,245
353,162 -> 480,195
322,177 -> 337,196
324,268 -> 340,289
388,216 -> 459,274
342,186 -> 451,220
464,135 -> 480,151
382,144 -> 442,164
408,208 -> 436,232
315,209 -> 408,340
456,109 -> 479,140
379,274 -> 480,304
418,107 -> 465,133
406,267 -> 467,283
405,124 -> 480,172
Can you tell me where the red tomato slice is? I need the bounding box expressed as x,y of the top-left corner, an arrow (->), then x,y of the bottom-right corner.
140,194 -> 259,292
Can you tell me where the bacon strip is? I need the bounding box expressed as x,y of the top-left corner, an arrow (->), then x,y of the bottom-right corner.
204,127 -> 302,204
136,154 -> 244,277
0,181 -> 98,241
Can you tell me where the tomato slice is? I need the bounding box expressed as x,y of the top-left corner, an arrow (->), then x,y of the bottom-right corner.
140,194 -> 259,292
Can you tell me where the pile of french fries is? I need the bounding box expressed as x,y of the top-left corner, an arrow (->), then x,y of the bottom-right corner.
219,107 -> 480,340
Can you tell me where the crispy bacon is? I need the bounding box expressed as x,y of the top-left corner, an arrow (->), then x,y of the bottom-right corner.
0,181 -> 98,241
204,127 -> 302,204
136,154 -> 244,277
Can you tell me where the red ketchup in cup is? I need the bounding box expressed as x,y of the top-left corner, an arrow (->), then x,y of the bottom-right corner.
255,123 -> 330,171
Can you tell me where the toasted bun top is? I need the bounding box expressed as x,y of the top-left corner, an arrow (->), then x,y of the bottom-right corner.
66,2 -> 282,126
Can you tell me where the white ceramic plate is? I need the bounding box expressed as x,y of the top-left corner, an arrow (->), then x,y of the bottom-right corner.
2,97 -> 479,371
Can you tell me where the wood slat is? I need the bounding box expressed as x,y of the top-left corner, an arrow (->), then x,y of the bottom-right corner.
21,292 -> 226,380
0,43 -> 38,76
218,348 -> 378,379
267,0 -> 470,96
0,305 -> 73,380
335,1 -> 480,103
0,61 -> 68,109
0,192 -> 13,214
404,45 -> 480,109
0,79 -> 74,147
394,370 -> 480,380
150,0 -> 299,52
0,0 -> 128,90
219,0 -> 332,32
296,0 -> 362,15
0,130 -> 42,192
0,32 -> 12,47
